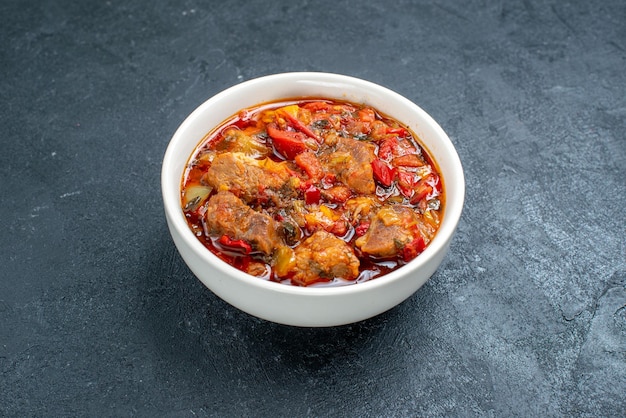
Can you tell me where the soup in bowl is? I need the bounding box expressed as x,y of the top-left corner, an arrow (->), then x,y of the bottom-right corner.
162,72 -> 464,327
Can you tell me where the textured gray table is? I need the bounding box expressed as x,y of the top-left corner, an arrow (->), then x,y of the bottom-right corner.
1,0 -> 624,416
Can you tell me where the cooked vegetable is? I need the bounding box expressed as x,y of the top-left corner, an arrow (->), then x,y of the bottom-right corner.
266,123 -> 308,159
182,185 -> 213,211
371,159 -> 396,187
218,235 -> 252,255
181,98 -> 444,286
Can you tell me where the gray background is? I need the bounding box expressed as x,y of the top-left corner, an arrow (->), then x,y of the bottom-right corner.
1,0 -> 624,416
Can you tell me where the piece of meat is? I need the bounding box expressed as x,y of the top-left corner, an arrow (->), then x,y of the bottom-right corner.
320,136 -> 376,195
204,191 -> 282,255
202,152 -> 295,204
355,205 -> 423,258
291,230 -> 360,285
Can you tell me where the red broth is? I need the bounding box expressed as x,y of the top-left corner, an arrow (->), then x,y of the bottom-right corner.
181,99 -> 444,287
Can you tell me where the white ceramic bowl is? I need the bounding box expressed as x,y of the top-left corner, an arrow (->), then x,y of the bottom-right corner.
162,72 -> 464,327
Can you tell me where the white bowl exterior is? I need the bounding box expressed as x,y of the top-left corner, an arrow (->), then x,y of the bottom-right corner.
162,72 -> 464,327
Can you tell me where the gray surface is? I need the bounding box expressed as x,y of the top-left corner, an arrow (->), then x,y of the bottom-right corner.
1,0 -> 625,416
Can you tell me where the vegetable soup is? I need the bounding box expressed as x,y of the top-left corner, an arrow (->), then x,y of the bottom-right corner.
181,99 -> 444,286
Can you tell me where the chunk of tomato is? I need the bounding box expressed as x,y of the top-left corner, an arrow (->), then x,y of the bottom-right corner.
355,221 -> 370,237
267,123 -> 308,160
396,170 -> 416,197
410,175 -> 437,204
402,234 -> 426,261
377,137 -> 399,161
218,235 -> 252,255
304,184 -> 321,205
386,127 -> 409,137
371,159 -> 396,187
295,151 -> 323,180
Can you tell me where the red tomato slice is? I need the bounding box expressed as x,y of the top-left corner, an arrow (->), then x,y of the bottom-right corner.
386,127 -> 409,137
431,173 -> 442,193
410,178 -> 434,204
377,137 -> 399,161
304,184 -> 321,205
355,221 -> 370,237
402,234 -> 426,261
294,151 -> 323,180
396,170 -> 416,197
218,235 -> 252,255
267,123 -> 308,160
371,159 -> 396,187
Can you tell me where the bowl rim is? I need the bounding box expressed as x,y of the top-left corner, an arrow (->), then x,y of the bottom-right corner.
162,71 -> 465,296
